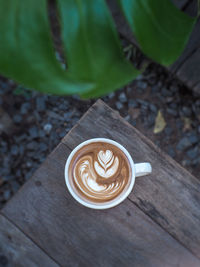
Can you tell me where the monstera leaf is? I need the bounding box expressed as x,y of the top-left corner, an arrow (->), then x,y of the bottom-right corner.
118,0 -> 196,66
0,0 -> 197,97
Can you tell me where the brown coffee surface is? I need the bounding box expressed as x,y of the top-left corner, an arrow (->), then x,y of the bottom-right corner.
68,142 -> 131,204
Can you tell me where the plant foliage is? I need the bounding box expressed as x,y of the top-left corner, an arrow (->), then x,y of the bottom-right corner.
0,0 -> 197,97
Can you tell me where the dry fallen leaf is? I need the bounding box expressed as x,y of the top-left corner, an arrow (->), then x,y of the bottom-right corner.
153,110 -> 166,134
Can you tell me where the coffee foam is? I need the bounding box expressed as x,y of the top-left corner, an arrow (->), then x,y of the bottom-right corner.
69,142 -> 131,204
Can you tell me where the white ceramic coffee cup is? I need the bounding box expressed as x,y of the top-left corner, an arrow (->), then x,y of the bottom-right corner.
65,138 -> 152,209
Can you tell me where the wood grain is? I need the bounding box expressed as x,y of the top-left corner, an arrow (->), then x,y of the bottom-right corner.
194,80 -> 200,94
2,100 -> 200,266
170,0 -> 200,73
62,100 -> 200,258
176,47 -> 200,89
0,214 -> 58,267
2,142 -> 199,266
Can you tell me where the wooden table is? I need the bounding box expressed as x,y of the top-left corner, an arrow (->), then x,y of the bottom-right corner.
1,100 -> 200,266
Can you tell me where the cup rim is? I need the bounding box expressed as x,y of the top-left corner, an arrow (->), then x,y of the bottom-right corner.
64,138 -> 135,209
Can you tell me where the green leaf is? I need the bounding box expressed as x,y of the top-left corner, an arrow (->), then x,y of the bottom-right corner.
0,0 -> 93,95
57,0 -> 140,98
118,0 -> 196,66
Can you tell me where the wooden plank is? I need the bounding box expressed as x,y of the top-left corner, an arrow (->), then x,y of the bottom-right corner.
194,81 -> 200,94
1,100 -> 200,266
0,214 -> 58,267
2,142 -> 200,266
61,100 -> 200,258
176,47 -> 200,88
170,0 -> 200,73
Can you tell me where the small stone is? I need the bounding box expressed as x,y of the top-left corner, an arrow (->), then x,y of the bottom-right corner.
137,99 -> 149,107
186,147 -> 199,160
59,131 -> 66,138
26,161 -> 33,168
146,114 -> 155,127
11,144 -> 19,156
161,88 -> 172,97
118,92 -> 127,103
149,104 -> 157,113
188,133 -> 198,144
16,169 -> 21,178
36,96 -> 46,112
38,154 -> 45,163
128,99 -> 138,108
135,74 -> 143,81
169,103 -> 178,109
115,101 -> 123,110
164,127 -> 173,136
43,123 -> 52,134
13,114 -> 22,124
177,137 -> 191,151
3,175 -> 14,182
131,120 -> 136,126
25,172 -> 32,181
149,77 -> 157,85
176,119 -> 183,129
169,85 -> 178,93
165,97 -> 174,103
19,145 -> 24,155
10,181 -> 20,193
20,102 -> 30,114
182,106 -> 192,117
137,81 -> 147,90
4,190 -> 11,201
64,111 -> 73,120
28,126 -> 39,139
108,92 -> 115,99
39,143 -> 48,152
39,129 -> 46,138
166,108 -> 178,117
16,134 -> 27,142
195,100 -> 200,107
167,146 -> 175,158
27,141 -> 38,150
192,157 -> 200,166
151,85 -> 159,93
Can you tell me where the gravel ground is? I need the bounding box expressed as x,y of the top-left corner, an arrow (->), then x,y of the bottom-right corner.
0,62 -> 200,209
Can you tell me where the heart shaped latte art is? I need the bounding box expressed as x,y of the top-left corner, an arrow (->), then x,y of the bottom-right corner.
94,150 -> 119,178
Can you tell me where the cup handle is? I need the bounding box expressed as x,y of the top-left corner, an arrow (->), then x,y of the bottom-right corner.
135,163 -> 152,177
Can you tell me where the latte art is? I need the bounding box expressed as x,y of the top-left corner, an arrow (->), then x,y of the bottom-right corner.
95,150 -> 119,178
69,142 -> 131,203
